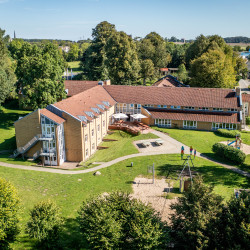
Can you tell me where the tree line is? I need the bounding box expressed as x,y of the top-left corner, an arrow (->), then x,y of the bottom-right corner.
1,176 -> 249,249
0,22 -> 248,110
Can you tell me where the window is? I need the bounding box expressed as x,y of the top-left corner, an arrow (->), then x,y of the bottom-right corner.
85,134 -> 88,142
130,104 -> 134,108
183,120 -> 197,129
103,120 -> 105,127
198,107 -> 209,110
91,129 -> 94,137
171,105 -> 181,109
92,143 -> 95,150
213,108 -> 223,111
212,123 -> 237,130
155,119 -> 171,127
227,108 -> 237,112
98,124 -> 100,132
184,106 -> 195,110
85,149 -> 88,157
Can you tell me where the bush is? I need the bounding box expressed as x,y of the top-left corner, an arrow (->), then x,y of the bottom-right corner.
212,142 -> 246,164
246,117 -> 250,125
26,200 -> 64,249
216,129 -> 240,138
0,178 -> 20,249
77,192 -> 167,249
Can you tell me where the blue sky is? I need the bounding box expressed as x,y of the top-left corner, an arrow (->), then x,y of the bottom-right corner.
0,0 -> 249,41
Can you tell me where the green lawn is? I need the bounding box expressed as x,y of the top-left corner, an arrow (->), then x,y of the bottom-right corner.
0,106 -> 30,152
153,127 -> 250,172
67,61 -> 82,73
80,130 -> 159,167
1,154 -> 248,249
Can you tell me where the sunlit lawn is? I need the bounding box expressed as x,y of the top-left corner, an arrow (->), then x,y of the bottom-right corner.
153,127 -> 250,172
1,153 -> 248,249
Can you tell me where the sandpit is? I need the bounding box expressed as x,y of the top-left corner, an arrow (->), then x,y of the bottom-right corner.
131,177 -> 177,222
220,141 -> 250,155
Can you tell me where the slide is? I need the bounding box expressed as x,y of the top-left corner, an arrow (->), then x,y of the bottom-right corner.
228,140 -> 236,146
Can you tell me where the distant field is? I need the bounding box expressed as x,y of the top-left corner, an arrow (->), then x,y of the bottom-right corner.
67,61 -> 82,73
226,42 -> 250,49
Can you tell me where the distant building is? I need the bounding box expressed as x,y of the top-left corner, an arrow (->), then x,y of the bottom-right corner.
153,75 -> 188,88
59,46 -> 70,53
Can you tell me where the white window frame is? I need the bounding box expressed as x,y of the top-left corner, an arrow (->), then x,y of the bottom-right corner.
91,129 -> 94,137
155,119 -> 171,127
212,122 -> 237,130
85,134 -> 88,142
213,108 -> 223,111
183,120 -> 197,129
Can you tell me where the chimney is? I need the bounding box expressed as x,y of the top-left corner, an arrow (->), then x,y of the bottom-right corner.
103,79 -> 111,85
236,87 -> 241,97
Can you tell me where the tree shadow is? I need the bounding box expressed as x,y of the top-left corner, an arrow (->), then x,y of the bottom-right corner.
58,218 -> 90,250
0,111 -> 28,130
0,136 -> 16,151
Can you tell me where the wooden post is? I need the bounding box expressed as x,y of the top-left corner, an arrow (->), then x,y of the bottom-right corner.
152,163 -> 155,184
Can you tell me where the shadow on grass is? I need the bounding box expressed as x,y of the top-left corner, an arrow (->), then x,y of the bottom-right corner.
59,218 -> 89,250
0,136 -> 16,151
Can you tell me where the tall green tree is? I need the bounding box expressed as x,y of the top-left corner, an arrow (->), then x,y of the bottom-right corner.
81,21 -> 116,80
209,192 -> 250,249
9,41 -> 66,109
190,48 -> 236,88
140,59 -> 155,85
78,192 -> 167,249
105,31 -> 141,85
67,43 -> 80,62
0,30 -> 16,106
170,176 -> 223,249
0,178 -> 20,249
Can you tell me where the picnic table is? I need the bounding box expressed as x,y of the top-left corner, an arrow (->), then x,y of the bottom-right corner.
141,141 -> 151,147
155,139 -> 164,146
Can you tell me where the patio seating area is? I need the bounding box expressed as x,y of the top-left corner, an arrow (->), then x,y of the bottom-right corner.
108,120 -> 150,135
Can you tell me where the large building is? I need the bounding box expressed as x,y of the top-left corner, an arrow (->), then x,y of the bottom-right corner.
14,82 -> 244,166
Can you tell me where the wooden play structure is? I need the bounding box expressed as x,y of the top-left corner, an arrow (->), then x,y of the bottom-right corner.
227,134 -> 242,150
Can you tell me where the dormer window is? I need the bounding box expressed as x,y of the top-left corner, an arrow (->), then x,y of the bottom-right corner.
184,106 -> 194,110
213,108 -> 223,111
85,111 -> 95,118
171,106 -> 181,109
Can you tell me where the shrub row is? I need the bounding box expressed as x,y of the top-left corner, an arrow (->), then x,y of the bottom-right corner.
212,143 -> 246,164
216,129 -> 240,138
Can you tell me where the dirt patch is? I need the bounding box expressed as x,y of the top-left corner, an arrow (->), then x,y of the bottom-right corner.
131,177 -> 177,222
220,141 -> 250,155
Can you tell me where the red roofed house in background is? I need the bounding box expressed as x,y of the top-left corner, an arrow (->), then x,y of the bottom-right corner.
14,83 -> 243,166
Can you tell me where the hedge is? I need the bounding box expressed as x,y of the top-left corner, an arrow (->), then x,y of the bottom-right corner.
212,142 -> 246,165
216,129 -> 240,138
246,117 -> 250,125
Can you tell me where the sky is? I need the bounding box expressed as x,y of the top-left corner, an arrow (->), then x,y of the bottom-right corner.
0,0 -> 250,41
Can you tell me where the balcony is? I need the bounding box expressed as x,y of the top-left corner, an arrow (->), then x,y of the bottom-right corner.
115,108 -> 141,115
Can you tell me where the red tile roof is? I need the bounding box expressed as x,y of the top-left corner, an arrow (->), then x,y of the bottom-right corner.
159,68 -> 169,72
40,109 -> 65,124
150,110 -> 239,124
242,93 -> 250,103
64,80 -> 99,96
153,75 -> 184,87
54,85 -> 116,122
104,85 -> 238,109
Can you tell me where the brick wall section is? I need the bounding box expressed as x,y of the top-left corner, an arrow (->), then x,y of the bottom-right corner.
62,112 -> 83,162
14,109 -> 42,158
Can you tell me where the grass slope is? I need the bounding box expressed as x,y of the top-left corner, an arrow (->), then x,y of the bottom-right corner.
153,127 -> 250,172
1,154 -> 248,249
81,130 -> 159,167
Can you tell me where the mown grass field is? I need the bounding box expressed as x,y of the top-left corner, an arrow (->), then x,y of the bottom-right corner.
67,61 -> 82,73
1,154 -> 248,249
153,127 -> 250,172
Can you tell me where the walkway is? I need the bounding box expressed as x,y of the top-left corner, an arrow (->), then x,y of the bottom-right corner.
0,130 -> 249,177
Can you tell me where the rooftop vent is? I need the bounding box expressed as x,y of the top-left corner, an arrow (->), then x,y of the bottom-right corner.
98,81 -> 104,86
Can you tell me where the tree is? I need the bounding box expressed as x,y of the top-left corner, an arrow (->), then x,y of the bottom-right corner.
0,177 -> 20,249
233,55 -> 248,80
209,192 -> 250,249
0,31 -> 16,106
26,200 -> 64,249
175,63 -> 188,83
140,59 -> 155,85
9,40 -> 66,109
81,21 -> 116,80
105,31 -> 141,85
246,45 -> 250,51
170,176 -> 223,249
185,34 -> 209,67
190,48 -> 236,88
78,192 -> 167,249
67,43 -> 79,62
